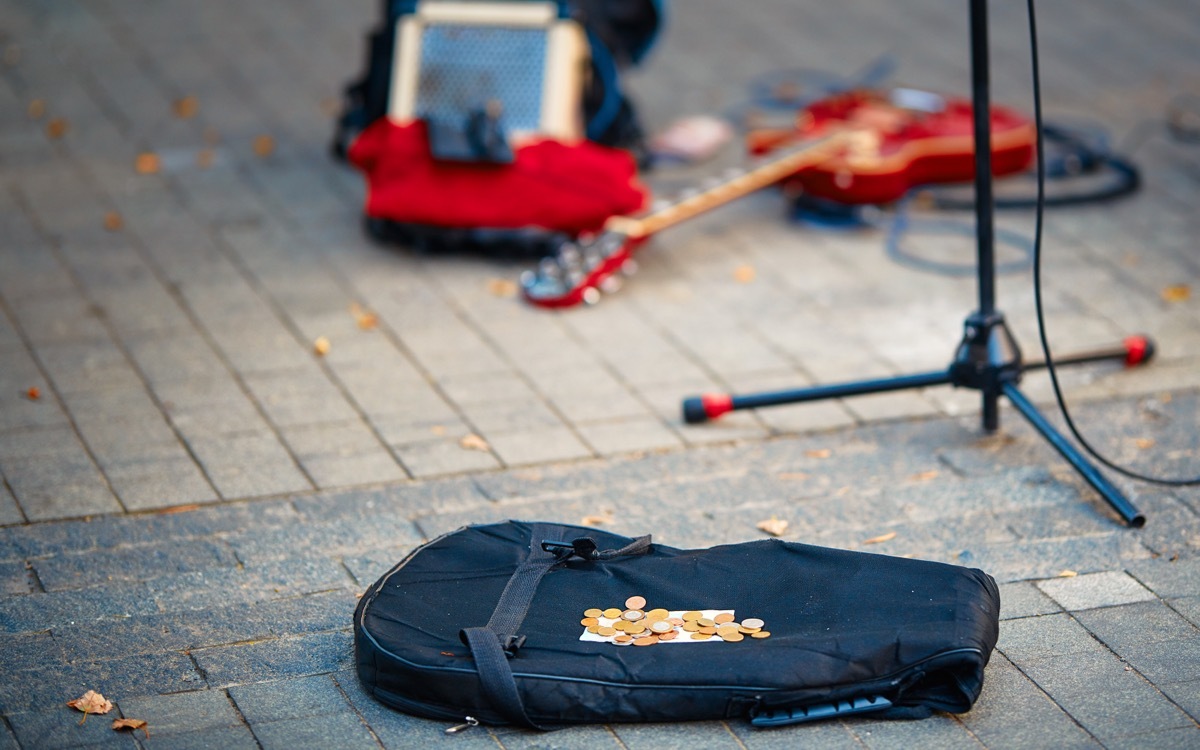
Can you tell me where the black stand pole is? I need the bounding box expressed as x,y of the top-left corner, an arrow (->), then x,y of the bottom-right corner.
681,0 -> 1151,527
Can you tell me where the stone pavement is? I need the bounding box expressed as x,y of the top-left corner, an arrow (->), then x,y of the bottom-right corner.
1,0 -> 1198,747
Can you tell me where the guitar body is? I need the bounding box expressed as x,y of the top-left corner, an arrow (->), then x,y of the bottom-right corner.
748,89 -> 1035,205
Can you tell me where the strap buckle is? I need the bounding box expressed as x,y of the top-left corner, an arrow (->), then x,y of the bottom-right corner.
540,538 -> 599,560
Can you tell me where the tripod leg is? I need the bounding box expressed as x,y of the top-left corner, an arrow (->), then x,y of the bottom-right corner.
682,370 -> 952,424
1023,334 -> 1155,372
1001,382 -> 1145,527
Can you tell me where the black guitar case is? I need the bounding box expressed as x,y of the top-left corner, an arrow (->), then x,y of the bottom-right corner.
354,520 -> 1000,729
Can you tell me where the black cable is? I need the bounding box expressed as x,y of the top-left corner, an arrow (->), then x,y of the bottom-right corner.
1027,0 -> 1200,486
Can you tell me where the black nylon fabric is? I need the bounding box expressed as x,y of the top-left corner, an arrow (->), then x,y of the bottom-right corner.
355,520 -> 1000,727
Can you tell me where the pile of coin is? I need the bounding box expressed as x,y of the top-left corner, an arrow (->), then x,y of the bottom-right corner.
580,595 -> 771,647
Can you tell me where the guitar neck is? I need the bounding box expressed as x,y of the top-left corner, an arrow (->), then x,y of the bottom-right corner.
604,132 -> 846,239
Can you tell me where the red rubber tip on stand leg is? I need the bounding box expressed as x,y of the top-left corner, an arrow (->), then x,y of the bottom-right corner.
1123,335 -> 1155,366
682,393 -> 734,424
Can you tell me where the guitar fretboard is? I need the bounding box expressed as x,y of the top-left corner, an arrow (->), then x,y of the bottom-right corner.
604,132 -> 847,240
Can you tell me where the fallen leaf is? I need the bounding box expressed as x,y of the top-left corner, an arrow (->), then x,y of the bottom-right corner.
27,99 -> 44,119
154,504 -> 201,515
348,303 -> 379,330
909,470 -> 939,482
196,148 -> 215,169
67,690 -> 113,721
103,212 -> 123,231
1057,569 -> 1078,578
805,449 -> 832,459
25,386 -> 40,400
134,152 -> 160,175
46,118 -> 68,139
460,433 -> 490,452
756,517 -> 789,537
777,472 -> 809,481
486,278 -> 518,298
172,95 -> 198,119
580,515 -> 608,526
312,336 -> 331,356
1135,438 -> 1156,450
1161,284 -> 1191,303
733,265 -> 756,283
111,718 -> 149,737
862,531 -> 897,545
252,134 -> 275,158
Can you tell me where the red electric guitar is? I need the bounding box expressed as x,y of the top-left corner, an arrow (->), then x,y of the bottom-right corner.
749,87 -> 1035,204
520,89 -> 1035,309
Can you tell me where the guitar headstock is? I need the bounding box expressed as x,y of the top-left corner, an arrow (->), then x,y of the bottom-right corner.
520,231 -> 638,308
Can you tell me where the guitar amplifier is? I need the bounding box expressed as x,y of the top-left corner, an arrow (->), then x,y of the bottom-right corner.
388,1 -> 588,151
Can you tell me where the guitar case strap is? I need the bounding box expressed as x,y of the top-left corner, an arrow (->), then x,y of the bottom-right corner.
460,523 -> 652,729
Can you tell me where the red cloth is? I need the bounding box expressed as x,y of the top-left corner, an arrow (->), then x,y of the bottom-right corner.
348,119 -> 648,233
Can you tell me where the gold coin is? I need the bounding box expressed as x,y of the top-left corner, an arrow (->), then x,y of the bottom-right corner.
581,617 -> 599,627
742,618 -> 765,629
682,621 -> 700,632
714,613 -> 735,624
613,620 -> 629,632
751,631 -> 771,639
646,608 -> 669,621
650,620 -> 673,634
587,625 -> 600,634
597,626 -> 617,637
690,632 -> 713,640
613,638 -> 633,646
614,634 -> 633,643
584,608 -> 603,618
739,626 -> 761,634
634,636 -> 658,646
668,617 -> 685,626
622,609 -> 645,621
699,626 -> 717,635
720,632 -> 744,642
697,618 -> 715,628
682,611 -> 703,621
659,630 -> 679,641
603,608 -> 623,619
626,622 -> 647,635
716,625 -> 740,636
625,595 -> 647,610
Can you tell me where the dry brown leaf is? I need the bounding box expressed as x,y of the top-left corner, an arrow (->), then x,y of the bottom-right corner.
862,531 -> 897,545
103,212 -> 123,232
196,148 -> 215,169
777,472 -> 809,481
154,504 -> 201,515
910,470 -> 939,482
1057,569 -> 1078,578
27,99 -> 44,119
486,278 -> 518,298
312,336 -> 331,356
1135,438 -> 1156,450
733,265 -> 756,284
756,517 -> 789,537
67,690 -> 113,719
580,515 -> 608,527
134,152 -> 160,175
111,718 -> 149,737
460,433 -> 490,452
252,134 -> 275,158
172,95 -> 198,119
349,303 -> 379,330
25,386 -> 40,401
805,449 -> 832,459
1162,284 -> 1191,303
46,118 -> 68,139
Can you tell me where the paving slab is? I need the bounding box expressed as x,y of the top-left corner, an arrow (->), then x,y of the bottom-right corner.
1,0 -> 1199,747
